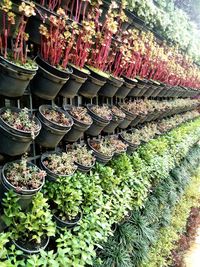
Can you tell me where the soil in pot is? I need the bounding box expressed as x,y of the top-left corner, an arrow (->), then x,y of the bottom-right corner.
88,139 -> 114,165
64,106 -> 93,142
13,235 -> 49,254
0,56 -> 38,98
0,159 -> 46,210
103,106 -> 125,133
78,66 -> 109,98
86,105 -> 112,136
59,65 -> 90,98
36,105 -> 73,148
40,152 -> 77,181
67,144 -> 96,173
31,56 -> 72,100
98,75 -> 124,98
0,107 -> 41,156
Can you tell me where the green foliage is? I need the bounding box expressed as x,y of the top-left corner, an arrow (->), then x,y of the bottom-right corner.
2,192 -> 55,244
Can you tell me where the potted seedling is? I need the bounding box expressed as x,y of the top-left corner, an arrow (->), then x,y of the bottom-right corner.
88,138 -> 114,164
44,176 -> 83,228
107,136 -> 128,155
79,2 -> 120,98
86,105 -> 112,136
0,156 -> 46,210
0,107 -> 41,156
0,1 -> 38,98
103,105 -> 125,133
36,105 -> 73,148
40,151 -> 77,181
119,131 -> 141,154
2,191 -> 55,254
31,8 -> 73,100
67,144 -> 96,173
64,106 -> 93,142
60,18 -> 96,98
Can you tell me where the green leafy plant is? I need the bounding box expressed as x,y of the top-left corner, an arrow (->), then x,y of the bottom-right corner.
2,191 -> 55,245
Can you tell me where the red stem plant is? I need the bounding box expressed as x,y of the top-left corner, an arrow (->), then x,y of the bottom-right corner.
62,0 -> 90,23
0,1 -> 36,64
39,8 -> 76,69
87,1 -> 119,72
39,0 -> 61,12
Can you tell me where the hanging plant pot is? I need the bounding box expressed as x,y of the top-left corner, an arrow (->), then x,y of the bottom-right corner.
88,140 -> 113,165
12,236 -> 49,255
59,65 -> 90,98
31,56 -> 72,100
98,75 -> 124,98
40,152 -> 77,182
0,160 -> 45,210
64,106 -> 93,142
85,105 -> 112,136
119,133 -> 140,154
115,76 -> 138,98
78,66 -> 109,98
0,107 -> 41,156
36,105 -> 73,148
0,56 -> 38,98
53,211 -> 82,229
128,77 -> 147,97
118,104 -> 137,129
103,106 -> 125,133
143,80 -> 158,98
67,144 -> 96,173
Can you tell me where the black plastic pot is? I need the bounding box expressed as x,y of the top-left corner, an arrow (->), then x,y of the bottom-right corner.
118,105 -> 137,129
59,65 -> 90,98
53,211 -> 82,229
64,109 -> 93,142
0,56 -> 37,98
88,140 -> 113,165
0,161 -> 45,210
98,75 -> 124,97
115,76 -> 138,98
31,56 -> 72,100
130,114 -> 145,127
75,160 -> 96,173
36,105 -> 73,148
12,236 -> 49,255
119,134 -> 140,154
79,75 -> 107,98
0,107 -> 41,156
78,66 -> 108,98
103,112 -> 124,134
40,152 -> 77,182
85,105 -> 111,136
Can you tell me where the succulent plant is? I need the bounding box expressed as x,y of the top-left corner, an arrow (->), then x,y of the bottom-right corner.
70,106 -> 92,124
68,145 -> 95,167
42,108 -> 71,126
91,105 -> 112,120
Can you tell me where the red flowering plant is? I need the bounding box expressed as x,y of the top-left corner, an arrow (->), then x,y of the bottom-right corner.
87,1 -> 119,75
39,8 -> 77,69
62,0 -> 92,23
0,1 -> 37,69
38,0 -> 61,12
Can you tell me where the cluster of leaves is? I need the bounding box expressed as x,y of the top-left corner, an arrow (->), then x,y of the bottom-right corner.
42,108 -> 71,126
1,117 -> 200,266
95,143 -> 200,267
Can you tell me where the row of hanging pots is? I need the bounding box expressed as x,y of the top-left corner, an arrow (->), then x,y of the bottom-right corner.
0,53 -> 198,100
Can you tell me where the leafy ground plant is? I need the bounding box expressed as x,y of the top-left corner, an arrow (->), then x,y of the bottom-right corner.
44,175 -> 83,221
2,191 -> 55,248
